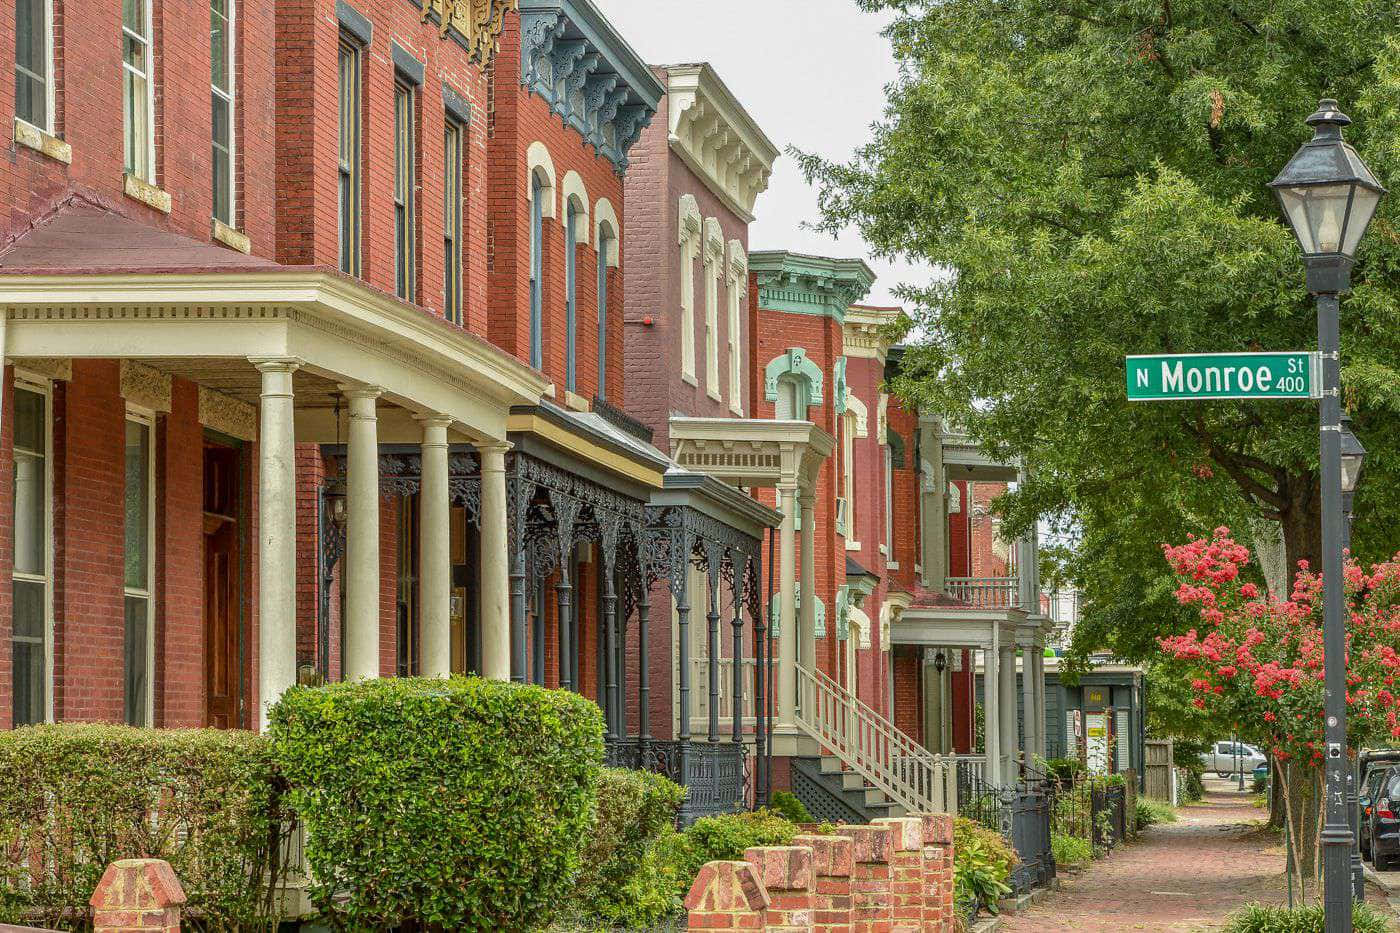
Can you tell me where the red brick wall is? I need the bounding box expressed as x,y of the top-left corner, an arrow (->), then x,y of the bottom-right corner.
0,0 -> 277,254
970,482 -> 1011,577
155,379 -> 206,728
887,399 -> 921,592
948,480 -> 970,578
488,15 -> 626,400
892,645 -> 922,743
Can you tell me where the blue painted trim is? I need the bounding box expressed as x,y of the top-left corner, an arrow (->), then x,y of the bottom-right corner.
336,0 -> 372,45
391,41 -> 425,85
442,81 -> 473,126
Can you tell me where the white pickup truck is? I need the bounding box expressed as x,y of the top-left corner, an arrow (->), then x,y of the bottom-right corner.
1201,740 -> 1266,777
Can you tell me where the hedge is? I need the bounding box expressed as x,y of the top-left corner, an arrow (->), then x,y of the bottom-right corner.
0,724 -> 284,930
564,768 -> 686,929
270,676 -> 604,931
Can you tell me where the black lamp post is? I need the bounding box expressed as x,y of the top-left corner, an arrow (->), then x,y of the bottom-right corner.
1338,411 -> 1367,901
1270,99 -> 1386,932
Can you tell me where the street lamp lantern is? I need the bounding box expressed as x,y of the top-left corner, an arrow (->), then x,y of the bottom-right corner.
1340,412 -> 1366,494
1269,99 -> 1386,294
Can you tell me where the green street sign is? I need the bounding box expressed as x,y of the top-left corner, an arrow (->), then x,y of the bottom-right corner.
1125,352 -> 1320,401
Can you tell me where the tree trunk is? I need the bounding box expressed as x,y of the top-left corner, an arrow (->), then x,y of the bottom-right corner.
1277,479 -> 1321,590
1249,515 -> 1289,600
1268,761 -> 1286,829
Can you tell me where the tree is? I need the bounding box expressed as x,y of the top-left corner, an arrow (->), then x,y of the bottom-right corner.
1159,527 -> 1400,886
797,0 -> 1400,661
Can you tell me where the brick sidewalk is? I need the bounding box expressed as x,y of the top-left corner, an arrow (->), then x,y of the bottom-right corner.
999,781 -> 1288,932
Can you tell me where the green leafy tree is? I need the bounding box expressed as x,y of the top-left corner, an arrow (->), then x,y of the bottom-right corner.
797,0 -> 1400,662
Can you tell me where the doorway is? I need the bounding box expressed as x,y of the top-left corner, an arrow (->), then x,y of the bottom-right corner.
203,441 -> 243,728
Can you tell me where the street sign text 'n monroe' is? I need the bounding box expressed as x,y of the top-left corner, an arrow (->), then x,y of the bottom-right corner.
1125,352 -> 1320,402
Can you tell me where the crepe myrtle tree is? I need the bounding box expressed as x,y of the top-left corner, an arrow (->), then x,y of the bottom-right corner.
793,0 -> 1400,663
1159,527 -> 1400,887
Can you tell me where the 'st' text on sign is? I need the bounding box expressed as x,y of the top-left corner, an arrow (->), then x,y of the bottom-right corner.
1125,352 -> 1320,401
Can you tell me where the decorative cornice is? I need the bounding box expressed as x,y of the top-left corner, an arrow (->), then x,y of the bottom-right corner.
664,64 -> 778,223
420,0 -> 515,65
750,251 -> 875,325
726,239 -> 747,282
702,217 -> 724,264
843,304 -> 904,361
519,0 -> 664,174
120,360 -> 172,412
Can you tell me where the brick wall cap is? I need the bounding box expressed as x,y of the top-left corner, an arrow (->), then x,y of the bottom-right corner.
794,833 -> 854,877
872,816 -> 923,852
744,845 -> 813,892
89,859 -> 187,910
840,824 -> 894,864
915,812 -> 955,847
684,860 -> 771,913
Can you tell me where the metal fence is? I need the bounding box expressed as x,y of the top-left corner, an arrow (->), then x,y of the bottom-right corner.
958,765 -> 1056,896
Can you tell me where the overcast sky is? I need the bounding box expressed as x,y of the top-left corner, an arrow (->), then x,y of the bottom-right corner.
594,0 -> 934,307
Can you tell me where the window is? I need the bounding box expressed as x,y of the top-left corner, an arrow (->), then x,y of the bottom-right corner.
884,445 -> 894,554
123,415 -> 154,726
12,382 -> 49,726
529,173 -> 544,369
841,411 -> 856,539
596,228 -> 612,400
774,376 -> 799,420
565,200 -> 578,392
14,0 -> 51,130
210,0 -> 235,225
337,38 -> 362,276
393,79 -> 416,301
443,119 -> 463,324
122,0 -> 154,181
678,198 -> 700,383
726,263 -> 742,414
704,238 -> 719,399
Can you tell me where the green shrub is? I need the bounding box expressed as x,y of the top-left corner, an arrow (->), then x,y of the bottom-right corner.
953,817 -> 1016,918
566,768 -> 685,930
685,809 -> 799,863
1135,797 -> 1178,828
768,790 -> 813,824
1180,768 -> 1206,803
1051,833 -> 1092,867
0,724 -> 284,930
1045,757 -> 1084,782
1223,902 -> 1391,932
270,676 -> 603,931
1251,773 -> 1269,794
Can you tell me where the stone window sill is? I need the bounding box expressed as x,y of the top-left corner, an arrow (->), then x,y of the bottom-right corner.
681,371 -> 698,387
846,539 -> 862,552
707,388 -> 722,403
14,118 -> 71,164
563,389 -> 590,412
212,218 -> 251,254
124,173 -> 171,214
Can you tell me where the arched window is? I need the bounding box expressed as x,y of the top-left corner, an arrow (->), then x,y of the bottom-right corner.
529,172 -> 544,369
596,225 -> 614,399
774,375 -> 801,419
763,348 -> 823,420
565,199 -> 578,392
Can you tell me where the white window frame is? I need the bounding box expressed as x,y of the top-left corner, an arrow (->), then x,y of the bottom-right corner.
122,0 -> 156,183
884,445 -> 894,556
841,409 -> 857,546
123,406 -> 157,727
14,0 -> 55,133
11,372 -> 53,725
678,196 -> 700,385
210,0 -> 236,226
726,263 -> 743,415
703,223 -> 721,401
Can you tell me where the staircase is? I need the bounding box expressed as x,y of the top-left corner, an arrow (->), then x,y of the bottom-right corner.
792,665 -> 957,822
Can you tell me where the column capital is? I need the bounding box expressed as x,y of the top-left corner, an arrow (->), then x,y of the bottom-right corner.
475,440 -> 514,455
338,382 -> 384,400
413,412 -> 455,430
248,356 -> 302,374
798,492 -> 817,508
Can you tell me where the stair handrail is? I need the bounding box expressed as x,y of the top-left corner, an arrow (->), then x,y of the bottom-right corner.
794,663 -> 956,815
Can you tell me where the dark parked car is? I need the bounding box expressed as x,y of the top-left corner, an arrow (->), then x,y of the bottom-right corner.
1361,764 -> 1394,861
1368,762 -> 1400,870
1362,750 -> 1400,864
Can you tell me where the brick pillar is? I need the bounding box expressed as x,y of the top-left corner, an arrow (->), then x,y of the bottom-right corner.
89,859 -> 186,933
796,833 -> 854,933
917,813 -> 956,931
685,859 -> 771,931
745,845 -> 814,929
874,817 -> 925,930
843,824 -> 894,933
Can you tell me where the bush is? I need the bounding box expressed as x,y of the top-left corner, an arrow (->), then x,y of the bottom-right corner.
685,809 -> 799,863
566,768 -> 685,930
271,676 -> 603,931
1045,757 -> 1085,783
1180,767 -> 1206,803
953,817 -> 1016,919
768,790 -> 813,824
0,724 -> 284,930
1252,773 -> 1269,794
1051,833 -> 1092,867
1223,902 -> 1391,932
1135,797 -> 1178,828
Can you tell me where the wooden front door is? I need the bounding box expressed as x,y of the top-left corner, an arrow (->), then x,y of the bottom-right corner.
204,443 -> 241,728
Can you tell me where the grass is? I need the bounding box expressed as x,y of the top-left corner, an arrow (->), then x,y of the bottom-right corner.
1051,833 -> 1093,867
1222,902 -> 1392,932
1135,797 -> 1179,828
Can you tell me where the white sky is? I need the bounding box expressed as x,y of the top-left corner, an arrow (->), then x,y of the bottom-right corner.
594,0 -> 935,307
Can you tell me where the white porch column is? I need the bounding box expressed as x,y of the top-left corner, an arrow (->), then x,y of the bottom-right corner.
479,442 -> 511,681
1033,648 -> 1048,758
799,491 -> 817,674
777,483 -> 798,725
343,386 -> 382,681
983,639 -> 1001,785
923,650 -> 943,752
1021,641 -> 1037,767
417,415 -> 453,678
253,358 -> 299,731
999,641 -> 1017,777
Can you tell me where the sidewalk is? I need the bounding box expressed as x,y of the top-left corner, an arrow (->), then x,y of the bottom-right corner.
998,779 -> 1287,931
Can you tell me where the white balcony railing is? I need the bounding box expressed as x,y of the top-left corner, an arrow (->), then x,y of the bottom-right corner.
943,576 -> 1021,609
689,655 -> 757,731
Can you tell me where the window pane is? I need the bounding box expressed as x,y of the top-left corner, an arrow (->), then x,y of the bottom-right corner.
210,0 -> 229,92
124,595 -> 149,726
14,387 -> 43,455
15,0 -> 47,128
122,0 -> 145,35
125,420 -> 149,590
124,68 -> 149,178
13,579 -> 45,726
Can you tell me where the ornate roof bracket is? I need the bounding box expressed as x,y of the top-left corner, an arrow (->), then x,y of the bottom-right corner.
519,0 -> 664,174
421,0 -> 516,64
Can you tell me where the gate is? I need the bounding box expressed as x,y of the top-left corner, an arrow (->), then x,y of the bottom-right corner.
1001,784 -> 1055,894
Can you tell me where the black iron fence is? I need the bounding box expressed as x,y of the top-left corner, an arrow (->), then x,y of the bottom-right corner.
958,765 -> 1056,896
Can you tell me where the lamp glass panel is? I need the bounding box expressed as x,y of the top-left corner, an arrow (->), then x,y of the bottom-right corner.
1341,453 -> 1363,493
1277,184 -> 1353,254
1342,187 -> 1383,256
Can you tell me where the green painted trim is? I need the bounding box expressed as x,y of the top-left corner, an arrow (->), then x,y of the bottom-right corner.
764,347 -> 824,413
835,585 -> 851,641
833,357 -> 848,415
750,250 -> 876,324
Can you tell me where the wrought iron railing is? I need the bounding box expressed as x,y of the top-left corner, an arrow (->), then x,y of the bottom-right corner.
605,736 -> 748,823
943,576 -> 1021,609
795,664 -> 957,814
